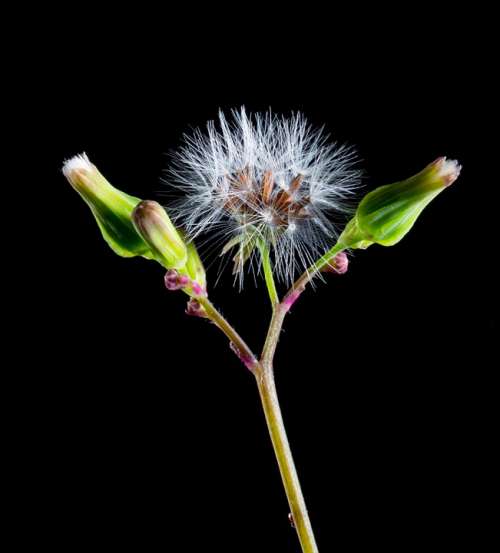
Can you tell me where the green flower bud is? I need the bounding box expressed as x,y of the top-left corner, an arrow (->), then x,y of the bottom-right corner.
132,201 -> 187,269
338,157 -> 461,249
62,153 -> 152,258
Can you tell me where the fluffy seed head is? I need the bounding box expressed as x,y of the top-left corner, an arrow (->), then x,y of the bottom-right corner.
62,152 -> 93,179
166,107 -> 361,286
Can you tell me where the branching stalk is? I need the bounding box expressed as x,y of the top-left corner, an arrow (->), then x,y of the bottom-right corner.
197,296 -> 258,371
291,242 -> 346,294
196,241 -> 349,552
199,293 -> 319,552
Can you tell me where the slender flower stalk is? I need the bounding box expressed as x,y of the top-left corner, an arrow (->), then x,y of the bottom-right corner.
256,368 -> 319,553
196,294 -> 318,550
258,241 -> 279,308
62,109 -> 460,553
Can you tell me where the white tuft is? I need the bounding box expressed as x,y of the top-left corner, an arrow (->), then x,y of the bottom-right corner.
438,158 -> 461,184
165,108 -> 362,286
62,153 -> 92,177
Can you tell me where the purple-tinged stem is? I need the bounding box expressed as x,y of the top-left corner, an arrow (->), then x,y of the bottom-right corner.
196,280 -> 324,551
197,297 -> 258,375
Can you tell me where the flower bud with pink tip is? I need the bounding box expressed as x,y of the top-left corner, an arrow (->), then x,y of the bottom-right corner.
322,252 -> 349,274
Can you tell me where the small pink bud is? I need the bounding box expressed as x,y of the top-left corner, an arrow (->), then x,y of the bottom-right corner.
164,270 -> 184,290
323,252 -> 349,275
185,298 -> 207,318
191,281 -> 206,296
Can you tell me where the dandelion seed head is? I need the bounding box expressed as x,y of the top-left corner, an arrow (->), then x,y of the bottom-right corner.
166,107 -> 361,286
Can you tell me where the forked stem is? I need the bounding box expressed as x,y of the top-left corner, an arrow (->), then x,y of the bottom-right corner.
198,296 -> 258,371
199,294 -> 319,552
198,239 -> 344,551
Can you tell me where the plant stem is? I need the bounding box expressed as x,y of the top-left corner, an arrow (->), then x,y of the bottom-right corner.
198,296 -> 320,552
198,296 -> 258,371
261,303 -> 287,367
255,366 -> 319,553
261,242 -> 347,363
292,242 -> 346,293
258,305 -> 319,552
259,242 -> 279,308
199,242 -> 346,551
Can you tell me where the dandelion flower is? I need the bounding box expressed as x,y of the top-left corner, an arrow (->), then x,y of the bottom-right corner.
167,107 -> 361,286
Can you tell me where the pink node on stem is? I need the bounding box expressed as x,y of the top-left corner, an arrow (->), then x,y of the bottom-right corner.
282,288 -> 304,312
229,342 -> 257,371
191,281 -> 206,296
185,298 -> 206,318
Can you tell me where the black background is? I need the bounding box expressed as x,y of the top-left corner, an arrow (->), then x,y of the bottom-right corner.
20,7 -> 496,552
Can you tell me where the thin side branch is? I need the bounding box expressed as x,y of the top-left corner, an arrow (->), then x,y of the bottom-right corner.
198,296 -> 259,372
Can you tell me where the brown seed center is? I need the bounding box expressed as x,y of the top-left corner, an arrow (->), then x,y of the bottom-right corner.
221,169 -> 311,229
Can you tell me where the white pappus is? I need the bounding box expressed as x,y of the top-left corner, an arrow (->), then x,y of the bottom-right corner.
165,107 -> 362,287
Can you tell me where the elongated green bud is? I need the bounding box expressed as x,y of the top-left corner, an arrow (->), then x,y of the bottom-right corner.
62,153 -> 152,258
339,157 -> 461,249
132,200 -> 187,269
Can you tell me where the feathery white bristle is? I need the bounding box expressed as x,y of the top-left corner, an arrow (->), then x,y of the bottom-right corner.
438,158 -> 461,184
62,153 -> 92,177
165,107 -> 362,286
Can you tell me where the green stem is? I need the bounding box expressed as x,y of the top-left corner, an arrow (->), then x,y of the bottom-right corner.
291,242 -> 346,293
253,242 -> 348,551
260,241 -> 347,373
197,296 -> 319,552
199,242 -> 346,551
198,296 -> 258,371
261,302 -> 287,367
258,305 -> 319,552
259,242 -> 279,308
255,367 -> 319,553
